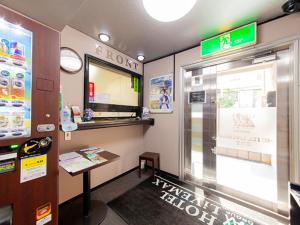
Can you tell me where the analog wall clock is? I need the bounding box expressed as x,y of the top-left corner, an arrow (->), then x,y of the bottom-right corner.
60,47 -> 83,74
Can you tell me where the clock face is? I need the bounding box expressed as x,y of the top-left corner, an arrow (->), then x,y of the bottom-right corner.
60,47 -> 83,74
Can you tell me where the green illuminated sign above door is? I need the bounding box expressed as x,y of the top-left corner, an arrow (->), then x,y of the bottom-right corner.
201,22 -> 257,57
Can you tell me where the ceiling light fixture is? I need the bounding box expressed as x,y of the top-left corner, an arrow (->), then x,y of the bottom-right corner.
98,33 -> 110,42
142,0 -> 197,22
137,55 -> 145,61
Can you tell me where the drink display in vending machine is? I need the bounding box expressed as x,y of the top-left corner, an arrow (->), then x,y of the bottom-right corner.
0,19 -> 32,140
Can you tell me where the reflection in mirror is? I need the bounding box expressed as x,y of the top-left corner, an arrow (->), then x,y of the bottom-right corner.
84,55 -> 142,119
89,62 -> 139,106
60,47 -> 83,74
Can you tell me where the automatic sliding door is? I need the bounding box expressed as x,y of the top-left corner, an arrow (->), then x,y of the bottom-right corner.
216,62 -> 278,202
184,66 -> 217,182
215,50 -> 289,215
183,49 -> 290,216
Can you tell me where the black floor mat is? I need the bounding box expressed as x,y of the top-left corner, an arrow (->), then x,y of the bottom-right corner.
108,174 -> 264,225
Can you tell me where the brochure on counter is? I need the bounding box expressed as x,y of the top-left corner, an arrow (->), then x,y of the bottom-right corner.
59,147 -> 107,173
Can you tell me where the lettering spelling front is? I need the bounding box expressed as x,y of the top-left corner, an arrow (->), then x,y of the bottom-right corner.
152,177 -> 254,225
95,45 -> 139,72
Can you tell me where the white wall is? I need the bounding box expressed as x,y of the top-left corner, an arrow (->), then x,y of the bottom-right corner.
143,13 -> 300,177
143,56 -> 178,174
59,26 -> 144,203
59,13 -> 300,203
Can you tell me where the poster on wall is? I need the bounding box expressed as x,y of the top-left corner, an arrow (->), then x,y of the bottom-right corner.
0,19 -> 33,140
149,74 -> 173,113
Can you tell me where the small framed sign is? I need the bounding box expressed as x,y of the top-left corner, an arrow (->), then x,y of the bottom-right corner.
189,91 -> 206,104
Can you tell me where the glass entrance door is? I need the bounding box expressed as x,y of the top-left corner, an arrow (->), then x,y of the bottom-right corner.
183,49 -> 290,216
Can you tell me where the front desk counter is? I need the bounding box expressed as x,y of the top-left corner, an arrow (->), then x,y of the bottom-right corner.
59,150 -> 119,225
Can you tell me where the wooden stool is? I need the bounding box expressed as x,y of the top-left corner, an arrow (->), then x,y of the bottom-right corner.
139,152 -> 160,178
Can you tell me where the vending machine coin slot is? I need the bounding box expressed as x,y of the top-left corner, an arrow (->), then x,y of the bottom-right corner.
19,137 -> 52,159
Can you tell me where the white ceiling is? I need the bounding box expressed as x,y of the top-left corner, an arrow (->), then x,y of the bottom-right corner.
0,0 -> 287,62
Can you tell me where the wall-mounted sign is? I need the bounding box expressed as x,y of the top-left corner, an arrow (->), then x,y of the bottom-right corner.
95,45 -> 139,72
189,91 -> 206,104
201,22 -> 257,57
149,74 -> 173,113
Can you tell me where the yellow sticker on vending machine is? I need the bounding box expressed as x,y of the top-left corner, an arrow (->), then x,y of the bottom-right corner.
20,155 -> 47,183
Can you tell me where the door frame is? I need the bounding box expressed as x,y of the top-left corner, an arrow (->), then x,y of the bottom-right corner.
179,36 -> 300,219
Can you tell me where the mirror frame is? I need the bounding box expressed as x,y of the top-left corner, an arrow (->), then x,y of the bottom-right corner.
84,54 -> 143,118
60,47 -> 83,74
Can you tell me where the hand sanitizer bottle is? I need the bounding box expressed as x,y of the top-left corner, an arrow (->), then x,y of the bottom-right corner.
61,105 -> 71,124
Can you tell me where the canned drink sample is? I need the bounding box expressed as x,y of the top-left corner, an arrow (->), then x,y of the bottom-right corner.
11,72 -> 25,99
0,38 -> 10,62
0,70 -> 10,98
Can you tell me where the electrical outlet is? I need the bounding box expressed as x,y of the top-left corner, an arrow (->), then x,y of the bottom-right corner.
64,132 -> 71,141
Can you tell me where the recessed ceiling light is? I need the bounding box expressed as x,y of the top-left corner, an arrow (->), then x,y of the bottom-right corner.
98,33 -> 110,42
137,55 -> 145,61
142,0 -> 197,22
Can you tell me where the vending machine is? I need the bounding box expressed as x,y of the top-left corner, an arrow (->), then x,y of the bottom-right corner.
0,5 -> 59,225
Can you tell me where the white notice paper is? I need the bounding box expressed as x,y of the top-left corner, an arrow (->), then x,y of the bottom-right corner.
59,157 -> 95,173
20,155 -> 47,183
59,152 -> 82,161
36,214 -> 52,225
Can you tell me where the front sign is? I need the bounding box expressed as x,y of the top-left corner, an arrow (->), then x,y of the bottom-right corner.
95,45 -> 140,72
201,22 -> 257,57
